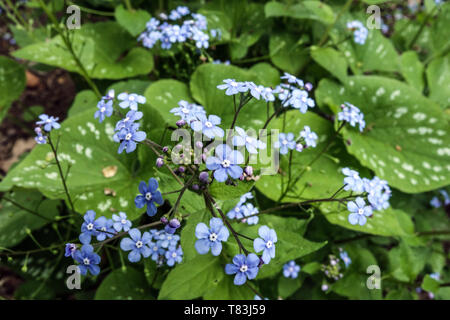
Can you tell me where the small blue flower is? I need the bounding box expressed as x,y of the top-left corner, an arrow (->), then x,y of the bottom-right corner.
287,89 -> 315,113
274,133 -> 296,155
280,72 -> 304,87
347,20 -> 368,45
112,212 -> 132,232
300,126 -> 318,148
238,192 -> 254,205
135,178 -> 164,216
165,245 -> 183,266
261,87 -> 276,102
117,92 -> 146,110
177,6 -> 190,16
34,127 -> 47,144
113,123 -> 147,154
430,196 -> 441,208
65,243 -> 77,258
253,225 -> 277,264
338,102 -> 365,132
94,100 -> 113,123
430,273 -> 441,281
171,100 -> 206,122
157,232 -> 180,249
206,144 -> 244,182
193,29 -> 209,48
74,244 -> 101,276
347,197 -> 373,226
283,260 -> 300,279
225,253 -> 260,286
364,177 -> 391,210
217,79 -> 248,96
164,218 -> 181,234
115,110 -> 143,131
339,250 -> 352,268
195,217 -> 230,256
190,114 -> 224,139
95,217 -> 116,241
242,203 -> 259,225
120,228 -> 152,262
227,204 -> 246,219
149,241 -> 165,261
342,167 -> 364,193
245,82 -> 264,100
36,114 -> 60,132
232,126 -> 266,154
79,210 -> 101,244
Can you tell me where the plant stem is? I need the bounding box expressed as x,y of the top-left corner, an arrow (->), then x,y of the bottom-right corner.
2,196 -> 53,222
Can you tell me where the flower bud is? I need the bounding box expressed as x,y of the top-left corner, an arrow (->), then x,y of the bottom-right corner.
305,82 -> 313,91
244,166 -> 253,176
156,157 -> 164,168
199,171 -> 209,184
162,146 -> 169,153
192,184 -> 200,191
176,119 -> 186,127
178,166 -> 185,173
160,216 -> 169,224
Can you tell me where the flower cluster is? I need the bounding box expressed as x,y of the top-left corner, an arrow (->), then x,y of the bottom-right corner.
430,189 -> 450,208
338,102 -> 365,132
274,126 -> 318,155
347,20 -> 368,45
120,228 -> 183,266
322,254 -> 343,281
342,168 -> 392,226
227,192 -> 259,225
138,6 -> 220,50
34,114 -> 61,144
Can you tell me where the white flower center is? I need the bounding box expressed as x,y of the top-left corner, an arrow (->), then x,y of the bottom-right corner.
121,219 -> 127,225
38,136 -> 44,141
240,264 -> 248,273
87,223 -> 94,231
181,107 -> 190,114
231,81 -> 237,87
205,121 -> 213,128
129,96 -> 135,101
221,159 -> 231,168
358,208 -> 364,215
235,207 -> 240,212
46,119 -> 52,123
145,192 -> 152,201
245,137 -> 253,143
124,117 -> 130,122
136,241 -> 143,248
100,107 -> 106,112
171,252 -> 177,258
83,258 -> 90,265
209,232 -> 218,242
101,227 -> 106,232
288,266 -> 294,273
125,133 -> 132,140
282,139 -> 288,145
266,240 -> 273,248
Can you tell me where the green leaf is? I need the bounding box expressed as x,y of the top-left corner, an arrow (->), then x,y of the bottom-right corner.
209,180 -> 255,201
0,56 -> 26,124
388,241 -> 429,282
248,63 -> 280,87
204,276 -> 255,300
13,22 -> 153,80
331,273 -> 382,300
426,55 -> 450,109
265,1 -> 334,25
199,9 -> 232,42
316,76 -> 450,193
180,210 -> 209,262
95,268 -> 153,300
278,274 -> 303,298
311,46 -> 348,83
269,33 -> 309,74
0,108 -> 154,219
158,254 -> 224,300
68,90 -> 98,117
190,63 -> 267,128
114,5 -> 151,36
0,190 -> 59,248
421,275 -> 440,294
400,51 -> 424,92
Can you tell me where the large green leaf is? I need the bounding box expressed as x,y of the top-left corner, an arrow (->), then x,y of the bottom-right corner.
158,254 -> 224,299
316,76 -> 450,193
114,5 -> 151,36
0,56 -> 26,123
311,46 -> 348,83
0,190 -> 59,248
400,51 -> 424,92
95,268 -> 152,299
0,108 -> 152,219
269,33 -> 309,75
13,22 -> 153,80
264,1 -> 334,25
426,55 -> 450,109
203,276 -> 255,300
388,241 -> 429,282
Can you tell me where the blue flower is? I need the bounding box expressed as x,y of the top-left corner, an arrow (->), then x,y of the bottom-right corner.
120,228 -> 152,262
170,100 -> 206,122
227,204 -> 246,219
283,260 -> 300,278
113,123 -> 147,154
364,177 -> 391,210
232,126 -> 266,154
165,245 -> 183,266
190,114 -> 224,139
338,102 -> 365,132
274,133 -> 296,155
342,168 -> 364,193
112,212 -> 132,232
36,114 -> 60,132
164,218 -> 181,234
156,232 -> 180,249
195,217 -> 230,256
177,6 -> 190,16
225,253 -> 260,286
95,217 -> 116,241
169,9 -> 182,21
193,29 -> 209,48
149,241 -> 165,261
79,210 -> 101,244
206,144 -> 244,182
34,127 -> 47,144
245,82 -> 264,100
280,72 -> 304,87
430,273 -> 441,281
94,100 -> 113,123
74,244 -> 101,276
287,89 -> 315,113
242,203 -> 259,225
347,20 -> 368,45
261,87 -> 276,102
115,110 -> 143,131
430,196 -> 441,208
253,225 -> 277,264
135,178 -> 164,216
347,197 -> 373,226
339,250 -> 352,268
117,92 -> 146,110
300,126 -> 318,148
217,79 -> 248,96
65,243 -> 77,258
